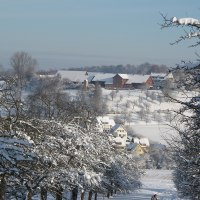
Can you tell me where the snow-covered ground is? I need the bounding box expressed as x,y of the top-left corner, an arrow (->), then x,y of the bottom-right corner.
34,170 -> 182,200
77,170 -> 183,200
101,88 -> 190,144
63,88 -> 191,144
28,88 -> 188,200
98,170 -> 185,200
130,124 -> 175,145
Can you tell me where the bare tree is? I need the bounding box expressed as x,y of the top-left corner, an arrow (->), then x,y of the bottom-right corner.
125,100 -> 132,109
138,95 -> 143,103
110,90 -> 116,101
91,83 -> 107,115
10,51 -> 37,88
148,91 -> 156,101
164,110 -> 174,124
0,75 -> 24,124
153,110 -> 162,123
119,94 -> 123,101
116,100 -> 120,112
26,75 -> 73,121
138,108 -> 145,120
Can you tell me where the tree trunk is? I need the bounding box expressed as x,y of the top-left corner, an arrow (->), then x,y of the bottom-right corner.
27,189 -> 33,200
94,192 -> 97,200
88,190 -> 93,200
40,187 -> 47,200
71,187 -> 78,200
55,187 -> 63,200
107,191 -> 110,198
80,190 -> 85,200
110,190 -> 113,196
0,175 -> 6,200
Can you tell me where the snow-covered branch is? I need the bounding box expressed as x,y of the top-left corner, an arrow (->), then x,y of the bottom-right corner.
160,14 -> 200,46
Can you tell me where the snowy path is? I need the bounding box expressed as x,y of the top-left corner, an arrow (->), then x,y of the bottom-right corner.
99,170 -> 183,200
34,170 -> 185,200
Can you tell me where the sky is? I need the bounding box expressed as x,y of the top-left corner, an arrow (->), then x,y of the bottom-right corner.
0,0 -> 199,70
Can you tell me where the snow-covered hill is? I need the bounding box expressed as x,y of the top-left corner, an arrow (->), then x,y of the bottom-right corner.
65,88 -> 192,144
101,89 -> 192,144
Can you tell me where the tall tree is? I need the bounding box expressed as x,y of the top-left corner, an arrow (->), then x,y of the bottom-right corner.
10,51 -> 37,88
161,15 -> 200,199
26,75 -> 72,121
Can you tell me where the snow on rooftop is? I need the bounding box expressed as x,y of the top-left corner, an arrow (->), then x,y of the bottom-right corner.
91,73 -> 115,84
112,124 -> 120,129
96,116 -> 109,122
114,136 -> 123,143
104,78 -> 113,85
60,72 -> 115,84
39,74 -> 56,78
117,74 -> 129,79
96,116 -> 115,126
87,75 -> 95,82
57,70 -> 91,82
150,73 -> 166,77
102,77 -> 113,84
111,124 -> 124,132
113,136 -> 126,146
55,71 -> 154,85
140,137 -> 150,147
133,137 -> 140,144
127,74 -> 150,84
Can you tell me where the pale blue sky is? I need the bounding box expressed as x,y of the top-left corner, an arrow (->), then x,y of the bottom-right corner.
0,0 -> 199,69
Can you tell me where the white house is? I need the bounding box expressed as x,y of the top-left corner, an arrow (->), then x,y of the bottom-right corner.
139,137 -> 150,152
113,136 -> 126,150
96,116 -> 115,132
133,137 -> 140,144
111,124 -> 127,142
139,137 -> 150,147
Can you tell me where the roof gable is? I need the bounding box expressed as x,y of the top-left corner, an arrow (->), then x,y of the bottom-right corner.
111,124 -> 126,132
127,74 -> 151,84
117,74 -> 129,79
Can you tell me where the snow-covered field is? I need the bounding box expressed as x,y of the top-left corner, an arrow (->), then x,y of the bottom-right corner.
101,88 -> 188,144
65,88 -> 190,144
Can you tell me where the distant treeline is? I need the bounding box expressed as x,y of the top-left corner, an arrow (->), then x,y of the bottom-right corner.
69,63 -> 169,74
